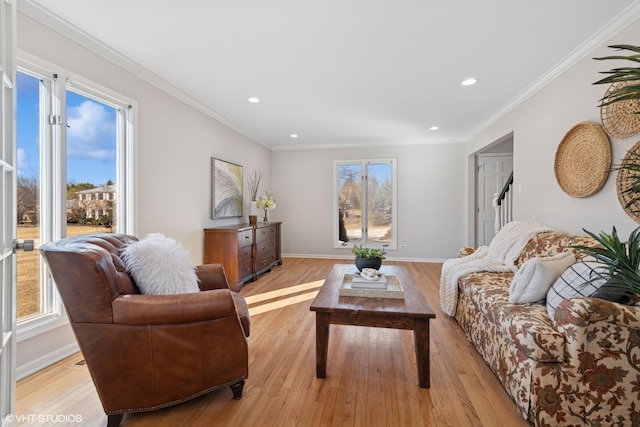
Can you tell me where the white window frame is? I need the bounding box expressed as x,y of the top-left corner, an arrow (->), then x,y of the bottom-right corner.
333,158 -> 397,250
16,53 -> 136,340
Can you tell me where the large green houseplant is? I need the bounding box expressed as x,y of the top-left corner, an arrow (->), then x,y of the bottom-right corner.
352,244 -> 386,272
573,226 -> 640,303
593,44 -> 640,111
593,45 -> 640,215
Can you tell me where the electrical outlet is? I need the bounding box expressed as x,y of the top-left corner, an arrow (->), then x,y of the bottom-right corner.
399,244 -> 406,249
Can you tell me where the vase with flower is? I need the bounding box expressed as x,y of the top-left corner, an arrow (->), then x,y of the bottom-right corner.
256,192 -> 276,223
247,169 -> 262,225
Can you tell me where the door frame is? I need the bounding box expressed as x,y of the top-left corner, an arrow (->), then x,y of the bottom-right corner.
475,153 -> 513,246
467,132 -> 514,247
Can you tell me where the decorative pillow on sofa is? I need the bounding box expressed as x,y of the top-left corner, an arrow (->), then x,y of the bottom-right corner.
121,233 -> 199,295
509,252 -> 576,304
546,258 -> 608,319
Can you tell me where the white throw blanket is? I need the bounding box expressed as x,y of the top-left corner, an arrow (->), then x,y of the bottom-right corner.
439,221 -> 554,316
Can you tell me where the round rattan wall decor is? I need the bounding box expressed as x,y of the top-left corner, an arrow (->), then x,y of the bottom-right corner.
601,80 -> 640,139
617,139 -> 640,223
554,121 -> 611,198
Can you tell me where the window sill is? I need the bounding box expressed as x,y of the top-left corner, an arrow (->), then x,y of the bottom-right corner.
17,312 -> 68,342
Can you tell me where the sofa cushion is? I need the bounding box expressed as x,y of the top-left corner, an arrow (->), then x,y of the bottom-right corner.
459,271 -> 564,362
508,252 -> 576,304
459,271 -> 513,323
514,231 -> 599,268
546,259 -> 608,320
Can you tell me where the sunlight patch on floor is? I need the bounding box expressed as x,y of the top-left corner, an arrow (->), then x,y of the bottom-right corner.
246,280 -> 324,316
244,280 -> 324,304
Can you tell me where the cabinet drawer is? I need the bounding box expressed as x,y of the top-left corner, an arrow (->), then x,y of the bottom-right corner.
238,262 -> 253,282
256,225 -> 277,244
238,229 -> 253,248
256,252 -> 277,271
256,238 -> 276,258
238,245 -> 252,263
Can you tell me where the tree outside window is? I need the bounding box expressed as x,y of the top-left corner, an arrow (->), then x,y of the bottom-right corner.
335,159 -> 397,250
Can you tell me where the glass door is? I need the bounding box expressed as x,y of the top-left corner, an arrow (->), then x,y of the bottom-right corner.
0,0 -> 17,424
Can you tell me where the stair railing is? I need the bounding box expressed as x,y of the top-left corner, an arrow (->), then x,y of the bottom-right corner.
493,172 -> 514,235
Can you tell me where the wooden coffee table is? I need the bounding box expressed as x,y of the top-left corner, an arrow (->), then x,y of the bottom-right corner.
310,264 -> 436,388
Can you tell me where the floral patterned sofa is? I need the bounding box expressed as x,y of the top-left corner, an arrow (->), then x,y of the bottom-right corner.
454,231 -> 640,426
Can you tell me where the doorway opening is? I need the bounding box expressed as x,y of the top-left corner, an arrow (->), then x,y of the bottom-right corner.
472,133 -> 514,247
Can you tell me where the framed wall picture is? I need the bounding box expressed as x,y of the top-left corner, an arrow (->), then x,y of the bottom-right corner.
212,158 -> 243,219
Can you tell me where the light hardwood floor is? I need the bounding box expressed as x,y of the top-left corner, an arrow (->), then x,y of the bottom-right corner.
16,258 -> 531,426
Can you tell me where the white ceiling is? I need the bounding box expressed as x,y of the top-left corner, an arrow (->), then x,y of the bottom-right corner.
20,0 -> 640,150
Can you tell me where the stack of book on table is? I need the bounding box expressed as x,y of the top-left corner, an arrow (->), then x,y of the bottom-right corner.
350,272 -> 388,289
339,270 -> 404,299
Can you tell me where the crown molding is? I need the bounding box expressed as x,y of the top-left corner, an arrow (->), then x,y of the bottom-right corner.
17,0 -> 640,151
271,136 -> 465,151
469,0 -> 640,142
17,0 -> 270,149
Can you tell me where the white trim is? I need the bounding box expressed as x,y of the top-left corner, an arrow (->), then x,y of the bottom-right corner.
16,341 -> 79,380
0,0 -> 18,422
16,312 -> 67,342
121,101 -> 137,235
333,158 -> 398,250
468,0 -> 640,142
282,254 -> 446,263
476,152 -> 512,158
14,56 -> 136,374
17,0 -> 269,149
16,1 -> 640,153
272,137 -> 465,151
17,1 -> 640,152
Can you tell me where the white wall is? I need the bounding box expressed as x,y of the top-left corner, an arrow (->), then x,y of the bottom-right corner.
18,12 -> 273,261
16,7 -> 640,377
16,12 -> 272,376
272,143 -> 467,261
466,17 -> 640,241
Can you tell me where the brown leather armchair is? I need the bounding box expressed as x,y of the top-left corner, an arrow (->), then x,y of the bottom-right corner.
39,233 -> 250,427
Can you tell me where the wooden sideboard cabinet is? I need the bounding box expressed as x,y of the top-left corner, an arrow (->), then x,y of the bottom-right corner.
204,222 -> 282,290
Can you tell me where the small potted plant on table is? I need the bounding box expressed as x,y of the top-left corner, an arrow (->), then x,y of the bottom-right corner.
352,244 -> 386,272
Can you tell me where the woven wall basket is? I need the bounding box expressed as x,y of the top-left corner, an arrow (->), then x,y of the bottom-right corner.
601,81 -> 640,139
554,122 -> 611,198
617,139 -> 640,223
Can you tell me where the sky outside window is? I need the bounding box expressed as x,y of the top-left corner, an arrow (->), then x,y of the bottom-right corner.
17,71 -> 117,187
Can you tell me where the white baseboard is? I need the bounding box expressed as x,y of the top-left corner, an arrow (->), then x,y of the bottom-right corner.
281,253 -> 446,263
17,342 -> 80,380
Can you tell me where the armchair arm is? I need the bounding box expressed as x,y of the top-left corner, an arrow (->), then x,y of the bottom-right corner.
554,297 -> 640,361
112,289 -> 237,325
551,297 -> 640,421
554,297 -> 640,331
196,263 -> 231,291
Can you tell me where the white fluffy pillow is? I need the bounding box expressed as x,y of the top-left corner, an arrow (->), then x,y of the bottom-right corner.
121,233 -> 199,295
546,258 -> 609,319
509,252 -> 576,304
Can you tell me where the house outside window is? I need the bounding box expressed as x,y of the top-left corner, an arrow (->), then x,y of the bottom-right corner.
76,184 -> 116,224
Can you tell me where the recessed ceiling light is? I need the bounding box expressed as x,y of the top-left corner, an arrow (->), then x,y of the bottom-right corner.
430,126 -> 439,131
461,78 -> 477,86
248,97 -> 261,103
290,134 -> 299,138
